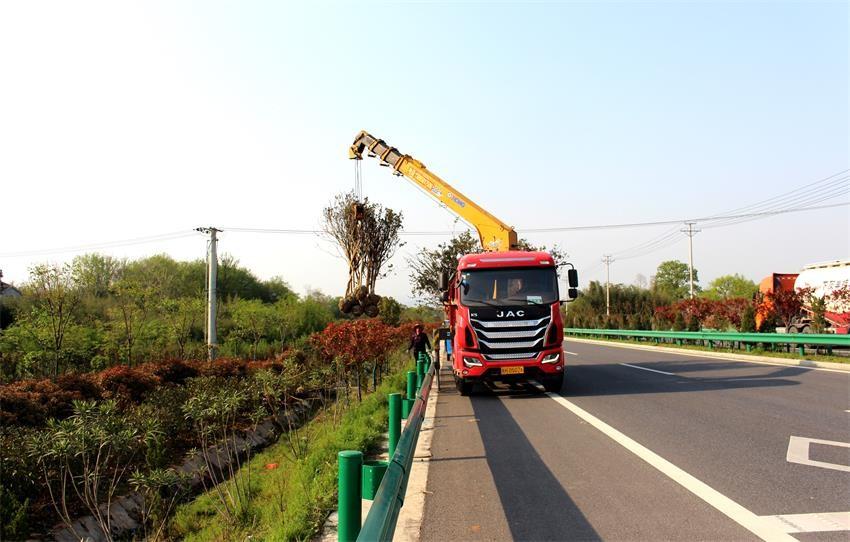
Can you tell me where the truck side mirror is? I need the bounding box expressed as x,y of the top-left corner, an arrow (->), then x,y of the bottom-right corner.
440,291 -> 449,303
438,271 -> 449,291
567,269 -> 578,288
567,288 -> 578,300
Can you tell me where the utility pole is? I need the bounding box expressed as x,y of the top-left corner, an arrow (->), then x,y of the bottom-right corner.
196,227 -> 221,361
602,255 -> 614,317
681,222 -> 700,299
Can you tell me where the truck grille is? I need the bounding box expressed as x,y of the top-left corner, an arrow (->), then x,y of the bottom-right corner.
468,306 -> 551,362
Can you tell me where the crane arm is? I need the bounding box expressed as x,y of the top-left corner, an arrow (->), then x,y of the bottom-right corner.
349,131 -> 519,252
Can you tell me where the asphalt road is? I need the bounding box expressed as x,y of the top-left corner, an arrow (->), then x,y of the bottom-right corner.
418,341 -> 850,542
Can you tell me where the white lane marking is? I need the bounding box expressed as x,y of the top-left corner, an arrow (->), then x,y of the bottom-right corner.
619,363 -> 676,376
546,393 -> 796,541
786,436 -> 850,473
564,351 -> 579,356
844,410 -> 850,413
760,512 -> 850,533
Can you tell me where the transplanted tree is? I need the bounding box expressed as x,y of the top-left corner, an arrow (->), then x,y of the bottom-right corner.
322,192 -> 404,315
652,260 -> 698,300
703,274 -> 757,300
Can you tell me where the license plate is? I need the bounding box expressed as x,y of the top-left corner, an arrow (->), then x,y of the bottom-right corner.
500,366 -> 524,375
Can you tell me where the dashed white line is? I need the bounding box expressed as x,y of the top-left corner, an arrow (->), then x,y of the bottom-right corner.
564,351 -> 579,356
619,363 -> 676,376
546,393 -> 796,541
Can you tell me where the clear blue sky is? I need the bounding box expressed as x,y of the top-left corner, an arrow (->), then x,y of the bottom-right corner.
1,1 -> 847,302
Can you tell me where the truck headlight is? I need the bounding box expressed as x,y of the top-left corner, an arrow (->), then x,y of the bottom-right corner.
541,352 -> 561,364
463,357 -> 483,368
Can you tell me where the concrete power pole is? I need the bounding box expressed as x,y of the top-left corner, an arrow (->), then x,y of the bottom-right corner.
602,255 -> 614,316
196,227 -> 221,361
681,222 -> 700,299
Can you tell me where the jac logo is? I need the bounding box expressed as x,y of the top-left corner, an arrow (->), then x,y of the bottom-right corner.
496,310 -> 525,318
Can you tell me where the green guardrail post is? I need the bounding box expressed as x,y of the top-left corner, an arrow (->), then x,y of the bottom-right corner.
828,346 -> 833,355
416,368 -> 423,393
388,393 -> 401,458
745,343 -> 751,352
338,450 -> 363,542
402,398 -> 413,419
798,344 -> 805,357
406,370 -> 416,399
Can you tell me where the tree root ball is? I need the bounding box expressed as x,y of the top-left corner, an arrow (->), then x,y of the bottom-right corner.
364,304 -> 379,317
350,304 -> 364,317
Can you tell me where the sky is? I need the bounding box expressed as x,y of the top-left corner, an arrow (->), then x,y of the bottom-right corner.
1,1 -> 848,304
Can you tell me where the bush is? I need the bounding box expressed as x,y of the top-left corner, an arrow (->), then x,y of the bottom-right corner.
56,373 -> 102,401
196,358 -> 248,379
0,388 -> 46,426
145,360 -> 199,385
99,366 -> 160,404
687,315 -> 701,332
672,312 -> 686,331
740,306 -> 756,332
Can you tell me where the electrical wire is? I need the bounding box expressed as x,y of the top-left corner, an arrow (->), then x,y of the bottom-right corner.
0,231 -> 199,258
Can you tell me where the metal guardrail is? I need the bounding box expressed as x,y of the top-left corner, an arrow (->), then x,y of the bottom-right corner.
565,328 -> 850,354
356,358 -> 434,542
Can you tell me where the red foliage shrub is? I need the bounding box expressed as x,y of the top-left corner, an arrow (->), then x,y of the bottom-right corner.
141,360 -> 200,385
195,358 -> 248,378
56,373 -> 102,401
0,387 -> 46,426
99,366 -> 160,404
9,379 -> 82,420
310,319 -> 399,367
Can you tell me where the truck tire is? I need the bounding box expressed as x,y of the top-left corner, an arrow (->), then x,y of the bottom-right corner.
456,379 -> 474,396
542,374 -> 564,393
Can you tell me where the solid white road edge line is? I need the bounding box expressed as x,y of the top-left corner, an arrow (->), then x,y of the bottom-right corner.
759,512 -> 850,533
619,362 -> 676,376
545,392 -> 796,541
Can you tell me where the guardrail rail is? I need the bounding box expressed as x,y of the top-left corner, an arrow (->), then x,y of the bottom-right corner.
564,328 -> 850,355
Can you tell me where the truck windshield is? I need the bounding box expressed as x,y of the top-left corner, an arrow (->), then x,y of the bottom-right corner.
460,268 -> 559,307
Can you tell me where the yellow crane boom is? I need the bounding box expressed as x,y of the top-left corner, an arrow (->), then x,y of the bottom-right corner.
349,130 -> 519,252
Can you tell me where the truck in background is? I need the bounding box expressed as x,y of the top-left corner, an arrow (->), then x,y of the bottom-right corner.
756,259 -> 850,334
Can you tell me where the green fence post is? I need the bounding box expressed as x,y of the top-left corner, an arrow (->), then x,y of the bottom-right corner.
406,371 -> 416,399
338,450 -> 363,542
388,393 -> 401,458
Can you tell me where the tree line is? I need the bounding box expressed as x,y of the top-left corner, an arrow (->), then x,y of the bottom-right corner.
0,253 -> 437,382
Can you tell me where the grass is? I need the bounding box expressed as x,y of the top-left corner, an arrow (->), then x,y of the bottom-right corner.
570,335 -> 850,364
168,354 -> 410,541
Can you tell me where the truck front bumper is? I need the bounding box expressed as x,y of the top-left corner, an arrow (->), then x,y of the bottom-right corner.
453,346 -> 564,380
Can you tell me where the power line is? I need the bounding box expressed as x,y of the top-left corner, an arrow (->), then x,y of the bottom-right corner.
0,231 -> 198,258
1,197 -> 845,259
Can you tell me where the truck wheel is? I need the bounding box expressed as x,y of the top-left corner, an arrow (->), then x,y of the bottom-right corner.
543,374 -> 564,393
457,379 -> 474,396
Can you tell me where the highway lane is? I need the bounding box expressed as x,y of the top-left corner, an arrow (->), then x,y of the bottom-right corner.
418,341 -> 850,541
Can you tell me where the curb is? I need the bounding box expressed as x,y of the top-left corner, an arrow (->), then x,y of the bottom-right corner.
566,337 -> 850,373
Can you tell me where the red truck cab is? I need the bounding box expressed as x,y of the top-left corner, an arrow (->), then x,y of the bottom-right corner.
440,251 -> 576,395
